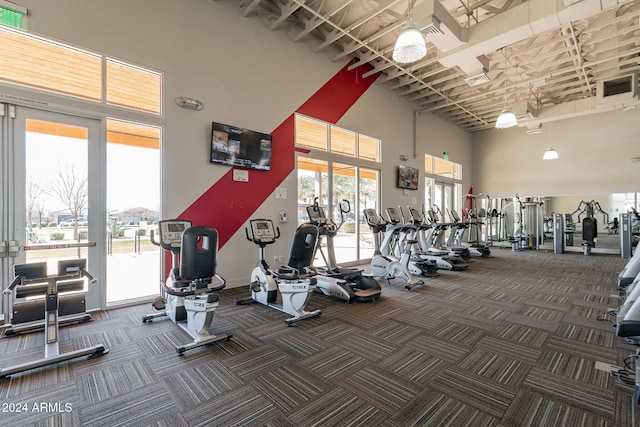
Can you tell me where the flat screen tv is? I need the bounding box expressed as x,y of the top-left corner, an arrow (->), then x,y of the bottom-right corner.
397,165 -> 419,190
210,121 -> 272,171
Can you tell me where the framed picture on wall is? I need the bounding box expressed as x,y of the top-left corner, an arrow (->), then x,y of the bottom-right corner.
397,165 -> 419,190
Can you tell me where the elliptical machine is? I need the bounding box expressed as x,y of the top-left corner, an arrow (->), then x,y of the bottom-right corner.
447,209 -> 491,257
142,220 -> 232,355
306,198 -> 381,302
363,208 -> 424,290
382,208 -> 457,277
234,219 -> 322,325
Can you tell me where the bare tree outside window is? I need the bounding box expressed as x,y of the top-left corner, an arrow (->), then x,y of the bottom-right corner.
26,179 -> 45,235
48,163 -> 88,241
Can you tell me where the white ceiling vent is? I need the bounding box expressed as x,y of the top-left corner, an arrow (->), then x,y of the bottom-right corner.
597,73 -> 638,104
464,71 -> 490,86
422,16 -> 444,37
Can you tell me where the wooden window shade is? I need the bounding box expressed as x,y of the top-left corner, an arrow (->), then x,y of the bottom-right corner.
424,154 -> 434,173
330,127 -> 355,156
358,134 -> 380,162
297,156 -> 328,173
295,116 -> 328,151
106,119 -> 160,149
26,119 -> 88,140
106,59 -> 161,114
0,27 -> 161,116
434,157 -> 454,177
0,26 -> 101,100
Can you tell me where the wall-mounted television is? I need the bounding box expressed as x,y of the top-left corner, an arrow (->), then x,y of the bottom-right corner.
397,165 -> 419,190
210,121 -> 272,171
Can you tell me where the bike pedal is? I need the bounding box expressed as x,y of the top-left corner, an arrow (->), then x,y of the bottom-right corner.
151,296 -> 166,310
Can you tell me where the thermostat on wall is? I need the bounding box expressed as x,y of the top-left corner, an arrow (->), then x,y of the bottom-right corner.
233,169 -> 249,182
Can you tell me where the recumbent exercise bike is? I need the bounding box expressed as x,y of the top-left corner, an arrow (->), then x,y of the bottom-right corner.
142,220 -> 232,355
234,219 -> 321,325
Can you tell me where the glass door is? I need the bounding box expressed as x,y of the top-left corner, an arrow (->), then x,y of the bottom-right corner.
433,181 -> 454,221
1,104 -> 103,323
297,156 -> 379,265
358,167 -> 378,260
331,162 -> 356,264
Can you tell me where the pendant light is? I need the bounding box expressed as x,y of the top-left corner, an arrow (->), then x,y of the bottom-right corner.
495,48 -> 518,129
542,127 -> 558,160
543,147 -> 559,160
392,0 -> 427,64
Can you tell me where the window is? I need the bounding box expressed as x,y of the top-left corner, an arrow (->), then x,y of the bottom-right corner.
611,193 -> 640,216
295,116 -> 327,151
295,114 -> 381,162
426,154 -> 462,180
295,114 -> 381,264
106,119 -> 161,304
0,26 -> 162,115
106,59 -> 162,114
330,127 -> 356,157
0,26 -> 101,100
0,25 -> 164,308
425,154 -> 463,222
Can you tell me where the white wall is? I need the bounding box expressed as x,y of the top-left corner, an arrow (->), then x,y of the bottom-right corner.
338,83 -> 473,215
18,0 -> 472,288
471,108 -> 640,198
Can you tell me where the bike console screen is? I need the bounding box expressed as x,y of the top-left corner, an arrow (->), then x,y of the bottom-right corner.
250,219 -> 276,243
159,220 -> 192,249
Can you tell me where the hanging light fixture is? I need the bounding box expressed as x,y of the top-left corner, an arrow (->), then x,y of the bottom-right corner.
392,0 -> 426,64
495,48 -> 518,129
543,147 -> 559,160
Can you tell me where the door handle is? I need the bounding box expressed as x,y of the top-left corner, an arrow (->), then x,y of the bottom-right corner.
8,240 -> 21,257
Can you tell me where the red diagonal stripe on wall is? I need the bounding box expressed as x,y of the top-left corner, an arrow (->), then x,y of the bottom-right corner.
178,61 -> 378,248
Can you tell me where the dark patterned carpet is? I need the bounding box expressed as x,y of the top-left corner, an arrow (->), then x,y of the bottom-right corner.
0,248 -> 638,426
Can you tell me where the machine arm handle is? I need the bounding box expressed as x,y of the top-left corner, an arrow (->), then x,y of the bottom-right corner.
340,199 -> 351,214
150,229 -> 160,247
82,269 -> 98,284
3,275 -> 23,294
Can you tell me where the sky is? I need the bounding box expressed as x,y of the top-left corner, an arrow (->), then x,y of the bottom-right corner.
26,131 -> 160,217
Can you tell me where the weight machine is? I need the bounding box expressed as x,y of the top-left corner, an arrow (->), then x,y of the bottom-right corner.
570,200 -> 609,255
1,259 -> 108,378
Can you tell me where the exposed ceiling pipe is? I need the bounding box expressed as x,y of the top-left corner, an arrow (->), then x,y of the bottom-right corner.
413,110 -> 419,159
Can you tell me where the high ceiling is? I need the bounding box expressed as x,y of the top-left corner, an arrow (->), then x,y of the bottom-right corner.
230,0 -> 640,132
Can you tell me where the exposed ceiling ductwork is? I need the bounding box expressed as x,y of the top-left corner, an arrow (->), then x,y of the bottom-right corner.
231,0 -> 640,132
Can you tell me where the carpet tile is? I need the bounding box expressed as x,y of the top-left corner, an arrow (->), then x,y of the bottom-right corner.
1,249 -> 638,425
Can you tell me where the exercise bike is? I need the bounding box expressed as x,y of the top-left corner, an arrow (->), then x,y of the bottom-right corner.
1,259 -> 108,378
142,220 -> 232,355
306,198 -> 381,302
363,208 -> 424,290
234,219 -> 322,325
